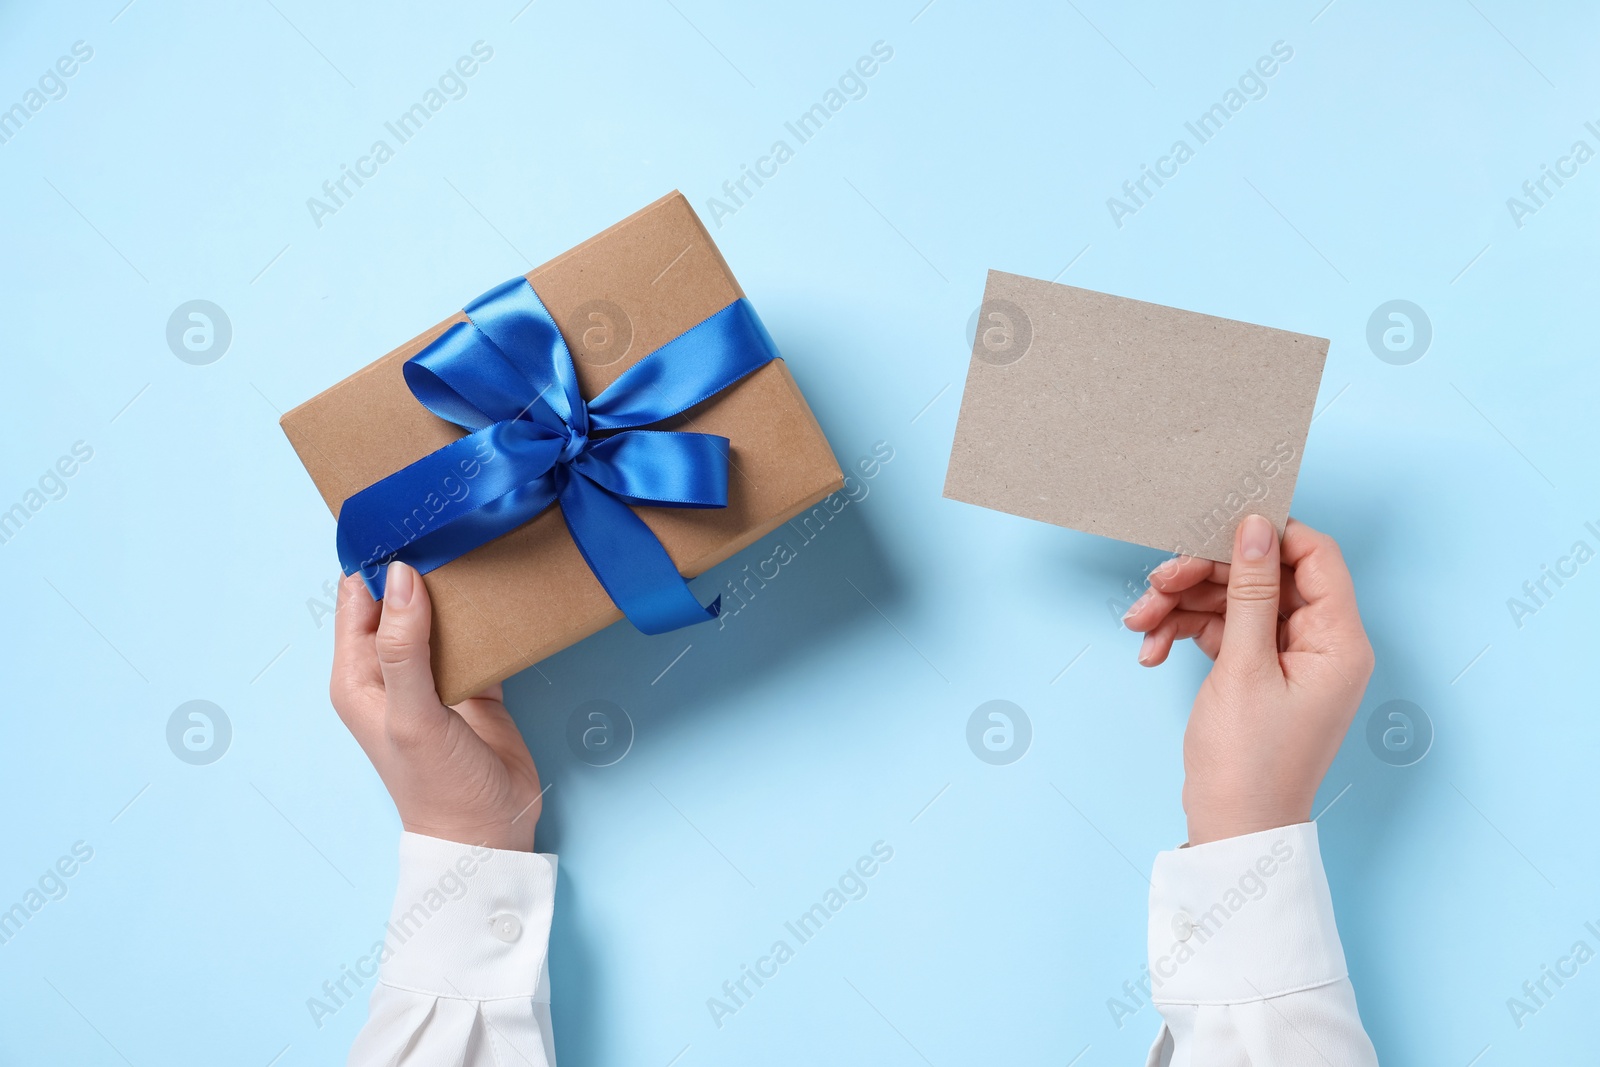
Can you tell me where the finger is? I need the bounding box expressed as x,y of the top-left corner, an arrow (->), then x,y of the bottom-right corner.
448,685 -> 539,796
1176,582 -> 1229,615
452,682 -> 505,706
331,574 -> 383,711
1125,555 -> 1223,629
452,695 -> 533,769
1279,521 -> 1371,673
1148,554 -> 1227,594
1278,562 -> 1309,618
1281,518 -> 1360,620
1138,610 -> 1227,666
374,561 -> 451,742
449,684 -> 518,744
1193,618 -> 1225,661
1122,585 -> 1176,630
1218,514 -> 1284,673
1123,580 -> 1229,632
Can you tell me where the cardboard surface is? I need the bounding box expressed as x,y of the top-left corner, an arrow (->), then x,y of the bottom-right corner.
943,270 -> 1328,563
281,192 -> 843,704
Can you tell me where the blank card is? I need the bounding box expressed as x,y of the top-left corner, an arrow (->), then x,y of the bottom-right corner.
943,270 -> 1329,563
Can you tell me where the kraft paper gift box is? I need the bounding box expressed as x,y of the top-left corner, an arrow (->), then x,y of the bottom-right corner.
281,192 -> 843,704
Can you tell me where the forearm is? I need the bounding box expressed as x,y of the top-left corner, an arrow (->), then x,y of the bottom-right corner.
1145,822 -> 1376,1066
349,833 -> 558,1067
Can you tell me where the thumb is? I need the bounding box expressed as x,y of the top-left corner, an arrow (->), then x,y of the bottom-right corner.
374,561 -> 449,738
1219,514 -> 1284,673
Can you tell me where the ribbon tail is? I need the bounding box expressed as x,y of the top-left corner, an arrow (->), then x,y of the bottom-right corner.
363,474 -> 560,598
557,470 -> 719,634
335,422 -> 563,598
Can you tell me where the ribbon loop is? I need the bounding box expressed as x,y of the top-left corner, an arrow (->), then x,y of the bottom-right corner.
588,300 -> 780,430
334,277 -> 779,634
404,322 -> 539,430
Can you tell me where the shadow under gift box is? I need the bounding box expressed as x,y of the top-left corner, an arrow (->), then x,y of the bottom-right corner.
280,191 -> 844,705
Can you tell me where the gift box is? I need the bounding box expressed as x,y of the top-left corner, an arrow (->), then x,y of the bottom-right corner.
281,191 -> 843,704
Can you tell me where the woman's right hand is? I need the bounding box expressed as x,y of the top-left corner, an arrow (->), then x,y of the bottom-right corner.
1122,516 -> 1375,845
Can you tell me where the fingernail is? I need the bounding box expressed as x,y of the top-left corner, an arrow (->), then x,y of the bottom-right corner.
1123,591 -> 1151,622
1240,515 -> 1272,561
1153,557 -> 1180,578
1138,634 -> 1157,665
386,561 -> 414,607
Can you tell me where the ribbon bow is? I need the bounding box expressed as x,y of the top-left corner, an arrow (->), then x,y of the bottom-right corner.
336,276 -> 779,633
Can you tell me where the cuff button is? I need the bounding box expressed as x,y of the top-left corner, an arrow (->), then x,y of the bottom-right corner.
490,913 -> 523,942
1172,911 -> 1195,942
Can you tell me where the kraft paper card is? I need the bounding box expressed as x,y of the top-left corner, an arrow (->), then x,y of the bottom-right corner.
943,270 -> 1328,563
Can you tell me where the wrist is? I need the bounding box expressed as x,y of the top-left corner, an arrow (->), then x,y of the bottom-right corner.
400,817 -> 536,853
1184,797 -> 1311,846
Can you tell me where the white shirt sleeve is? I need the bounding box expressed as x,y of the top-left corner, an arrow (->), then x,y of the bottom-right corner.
348,832 -> 559,1067
1144,822 -> 1377,1067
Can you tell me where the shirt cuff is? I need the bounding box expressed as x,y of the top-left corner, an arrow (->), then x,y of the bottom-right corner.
1147,821 -> 1346,1006
376,832 -> 557,1002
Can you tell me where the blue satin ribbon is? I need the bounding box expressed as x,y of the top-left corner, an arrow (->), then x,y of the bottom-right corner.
335,277 -> 780,634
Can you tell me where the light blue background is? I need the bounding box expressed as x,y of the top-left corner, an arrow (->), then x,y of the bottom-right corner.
1,1 -> 1595,1063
